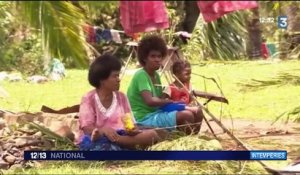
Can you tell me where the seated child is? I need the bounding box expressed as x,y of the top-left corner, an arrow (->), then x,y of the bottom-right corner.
162,60 -> 228,110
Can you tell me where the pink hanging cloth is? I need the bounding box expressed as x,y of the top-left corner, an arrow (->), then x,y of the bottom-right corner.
197,1 -> 258,23
83,24 -> 96,43
119,1 -> 169,37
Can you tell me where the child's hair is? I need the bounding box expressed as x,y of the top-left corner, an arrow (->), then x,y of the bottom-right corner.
172,60 -> 191,74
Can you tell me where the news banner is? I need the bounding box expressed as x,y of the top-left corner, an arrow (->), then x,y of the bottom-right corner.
24,150 -> 287,161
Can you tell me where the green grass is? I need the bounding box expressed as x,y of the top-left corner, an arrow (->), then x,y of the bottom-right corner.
1,60 -> 300,174
2,60 -> 300,122
188,60 -> 300,122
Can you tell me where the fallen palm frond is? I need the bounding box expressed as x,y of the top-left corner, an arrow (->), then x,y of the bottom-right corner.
171,72 -> 280,174
27,122 -> 77,150
149,135 -> 222,151
143,135 -> 264,174
272,105 -> 300,124
239,72 -> 300,92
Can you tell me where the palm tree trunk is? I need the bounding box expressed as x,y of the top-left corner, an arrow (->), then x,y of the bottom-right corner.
286,3 -> 300,51
246,8 -> 262,59
179,1 -> 200,33
286,2 -> 300,33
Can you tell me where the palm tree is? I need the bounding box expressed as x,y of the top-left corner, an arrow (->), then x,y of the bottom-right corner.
4,1 -> 297,66
285,2 -> 300,34
267,2 -> 300,59
178,1 -> 200,34
285,2 -> 300,58
17,1 -> 89,68
175,1 -> 254,60
179,5 -> 247,60
245,7 -> 261,59
0,1 -> 90,68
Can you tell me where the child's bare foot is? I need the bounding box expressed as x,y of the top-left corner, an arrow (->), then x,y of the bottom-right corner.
91,128 -> 101,142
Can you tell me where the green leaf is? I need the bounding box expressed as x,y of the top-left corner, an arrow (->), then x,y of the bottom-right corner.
192,11 -> 247,60
18,1 -> 89,68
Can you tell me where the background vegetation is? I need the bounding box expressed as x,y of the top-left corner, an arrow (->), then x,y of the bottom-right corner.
0,1 -> 299,75
0,1 -> 300,174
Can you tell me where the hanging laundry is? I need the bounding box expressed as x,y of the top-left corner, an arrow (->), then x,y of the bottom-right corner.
96,28 -> 122,44
95,27 -> 103,43
83,24 -> 96,43
95,28 -> 112,43
197,1 -> 258,23
100,29 -> 113,41
84,24 -> 124,44
119,1 -> 169,36
110,29 -> 122,44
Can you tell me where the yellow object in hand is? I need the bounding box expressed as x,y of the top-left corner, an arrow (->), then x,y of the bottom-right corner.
123,113 -> 134,132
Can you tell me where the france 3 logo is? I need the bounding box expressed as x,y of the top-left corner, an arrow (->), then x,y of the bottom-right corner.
278,16 -> 288,29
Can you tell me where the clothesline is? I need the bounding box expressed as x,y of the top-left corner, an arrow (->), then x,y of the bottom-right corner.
83,1 -> 258,44
119,1 -> 258,36
83,24 -> 124,44
93,26 -> 125,34
84,27 -> 191,46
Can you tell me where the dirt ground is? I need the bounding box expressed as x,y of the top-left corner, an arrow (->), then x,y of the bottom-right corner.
201,118 -> 300,162
1,110 -> 299,172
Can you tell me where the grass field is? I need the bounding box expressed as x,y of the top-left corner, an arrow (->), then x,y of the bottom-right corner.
1,60 -> 300,121
1,60 -> 300,174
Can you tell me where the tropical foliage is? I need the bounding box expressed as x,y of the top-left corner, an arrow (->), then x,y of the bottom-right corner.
185,12 -> 247,61
0,1 -> 299,73
17,1 -> 89,68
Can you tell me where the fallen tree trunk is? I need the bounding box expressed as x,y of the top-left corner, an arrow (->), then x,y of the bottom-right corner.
41,105 -> 79,114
